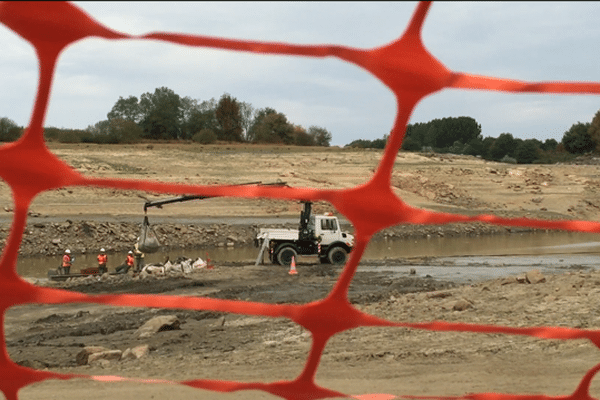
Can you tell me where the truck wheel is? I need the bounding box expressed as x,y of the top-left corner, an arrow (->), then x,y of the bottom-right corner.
327,247 -> 347,265
276,246 -> 297,266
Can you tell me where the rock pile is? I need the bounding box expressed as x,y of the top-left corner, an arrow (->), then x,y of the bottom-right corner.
76,315 -> 181,367
76,344 -> 151,367
1,220 -> 259,257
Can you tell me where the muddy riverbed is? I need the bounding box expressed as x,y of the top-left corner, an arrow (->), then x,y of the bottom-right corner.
11,243 -> 600,400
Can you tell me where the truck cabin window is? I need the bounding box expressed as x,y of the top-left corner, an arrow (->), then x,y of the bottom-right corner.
321,219 -> 337,231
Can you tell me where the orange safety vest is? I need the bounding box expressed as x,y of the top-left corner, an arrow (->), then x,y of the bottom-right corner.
97,254 -> 107,265
62,254 -> 72,267
126,254 -> 134,266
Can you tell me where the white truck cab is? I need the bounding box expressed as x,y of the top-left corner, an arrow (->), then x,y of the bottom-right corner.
255,204 -> 354,266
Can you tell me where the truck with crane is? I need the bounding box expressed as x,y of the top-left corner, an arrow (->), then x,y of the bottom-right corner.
254,201 -> 354,266
140,183 -> 354,267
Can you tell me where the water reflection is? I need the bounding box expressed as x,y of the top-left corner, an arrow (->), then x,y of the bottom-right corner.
367,230 -> 600,258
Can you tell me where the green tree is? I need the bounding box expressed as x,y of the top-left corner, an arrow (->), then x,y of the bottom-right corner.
253,112 -> 294,144
293,126 -> 314,146
589,110 -> 600,152
562,122 -> 594,154
181,98 -> 218,140
403,117 -> 481,152
515,139 -> 540,164
433,117 -> 482,149
480,136 -> 496,160
489,133 -> 517,161
371,136 -> 387,149
85,120 -> 110,143
139,87 -> 183,140
107,96 -> 143,123
308,126 -> 332,147
541,138 -> 558,151
248,108 -> 275,143
463,136 -> 484,156
108,119 -> 142,143
404,122 -> 427,150
0,117 -> 22,142
401,135 -> 421,151
215,93 -> 243,142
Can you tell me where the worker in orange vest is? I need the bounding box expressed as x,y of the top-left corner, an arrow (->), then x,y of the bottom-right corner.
61,249 -> 72,275
116,250 -> 135,275
126,250 -> 135,270
97,248 -> 108,274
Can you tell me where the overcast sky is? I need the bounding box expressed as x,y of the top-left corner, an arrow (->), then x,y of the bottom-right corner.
1,2 -> 600,146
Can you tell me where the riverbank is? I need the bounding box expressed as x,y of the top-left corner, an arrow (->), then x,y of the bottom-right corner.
3,216 -> 529,258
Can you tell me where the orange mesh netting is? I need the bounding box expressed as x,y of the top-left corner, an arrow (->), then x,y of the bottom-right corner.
1,2 -> 600,399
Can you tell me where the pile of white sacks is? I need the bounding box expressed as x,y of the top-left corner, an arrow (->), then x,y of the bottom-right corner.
140,256 -> 207,275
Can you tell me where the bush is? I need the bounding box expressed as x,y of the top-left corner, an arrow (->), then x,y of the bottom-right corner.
0,127 -> 23,142
57,130 -> 82,143
44,127 -> 61,142
192,129 -> 217,144
500,155 -> 517,164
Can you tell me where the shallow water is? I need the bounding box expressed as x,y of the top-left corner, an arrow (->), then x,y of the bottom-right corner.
360,254 -> 600,284
16,230 -> 600,280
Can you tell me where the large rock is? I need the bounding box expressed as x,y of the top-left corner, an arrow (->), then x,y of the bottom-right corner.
526,269 -> 546,284
76,346 -> 109,365
121,344 -> 150,361
87,350 -> 122,365
453,299 -> 474,311
135,315 -> 181,338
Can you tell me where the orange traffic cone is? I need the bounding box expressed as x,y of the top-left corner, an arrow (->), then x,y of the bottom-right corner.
206,252 -> 214,270
288,256 -> 298,275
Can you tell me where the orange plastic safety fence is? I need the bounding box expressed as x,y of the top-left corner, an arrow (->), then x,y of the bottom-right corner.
1,2 -> 600,400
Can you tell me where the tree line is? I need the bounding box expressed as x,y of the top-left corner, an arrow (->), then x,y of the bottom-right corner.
0,87 -> 332,147
346,114 -> 600,164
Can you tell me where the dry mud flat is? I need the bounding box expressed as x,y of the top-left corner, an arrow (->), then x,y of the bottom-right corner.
9,260 -> 600,400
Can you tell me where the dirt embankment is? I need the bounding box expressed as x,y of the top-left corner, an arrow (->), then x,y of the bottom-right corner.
2,144 -> 599,258
2,217 -> 521,258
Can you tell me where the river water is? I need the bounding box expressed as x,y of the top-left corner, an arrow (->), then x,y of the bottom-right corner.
15,230 -> 600,282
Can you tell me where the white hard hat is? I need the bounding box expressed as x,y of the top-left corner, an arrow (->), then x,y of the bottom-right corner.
128,251 -> 133,254
65,249 -> 71,254
100,248 -> 105,252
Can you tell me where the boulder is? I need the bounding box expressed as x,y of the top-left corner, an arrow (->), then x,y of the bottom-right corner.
135,315 -> 181,338
453,299 -> 473,311
76,346 -> 109,365
122,344 -> 150,361
526,269 -> 546,284
87,350 -> 122,365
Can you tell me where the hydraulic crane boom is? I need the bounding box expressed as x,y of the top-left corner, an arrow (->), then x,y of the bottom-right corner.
143,180 -> 288,212
144,195 -> 210,213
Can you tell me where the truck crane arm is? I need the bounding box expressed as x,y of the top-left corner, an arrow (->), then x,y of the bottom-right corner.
144,195 -> 210,213
143,180 -> 289,213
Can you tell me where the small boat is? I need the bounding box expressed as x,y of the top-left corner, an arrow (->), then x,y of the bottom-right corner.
47,267 -> 120,281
